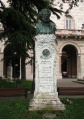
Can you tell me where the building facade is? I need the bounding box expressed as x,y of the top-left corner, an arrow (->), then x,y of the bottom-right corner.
0,0 -> 84,80
52,1 -> 84,79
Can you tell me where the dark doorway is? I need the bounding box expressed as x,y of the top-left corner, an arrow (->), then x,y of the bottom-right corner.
62,57 -> 68,78
61,45 -> 77,78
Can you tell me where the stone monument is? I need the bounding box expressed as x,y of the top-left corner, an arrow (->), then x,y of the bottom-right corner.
7,60 -> 13,81
29,8 -> 65,110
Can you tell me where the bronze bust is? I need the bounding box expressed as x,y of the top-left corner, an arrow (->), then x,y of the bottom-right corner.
36,8 -> 56,35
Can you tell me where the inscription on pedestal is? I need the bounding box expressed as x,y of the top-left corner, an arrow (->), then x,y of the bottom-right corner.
39,61 -> 54,92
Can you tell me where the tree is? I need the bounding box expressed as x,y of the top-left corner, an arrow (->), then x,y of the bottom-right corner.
0,0 -> 79,79
0,0 -> 63,79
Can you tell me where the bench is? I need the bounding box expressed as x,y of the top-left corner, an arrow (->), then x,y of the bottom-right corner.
57,87 -> 84,95
0,88 -> 28,98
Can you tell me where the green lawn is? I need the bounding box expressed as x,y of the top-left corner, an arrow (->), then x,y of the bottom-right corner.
0,79 -> 32,90
0,79 -> 84,119
0,98 -> 84,119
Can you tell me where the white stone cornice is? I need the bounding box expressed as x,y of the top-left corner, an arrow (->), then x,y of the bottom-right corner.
56,29 -> 84,38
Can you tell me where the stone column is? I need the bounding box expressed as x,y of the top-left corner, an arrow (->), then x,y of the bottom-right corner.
77,54 -> 81,80
58,53 -> 62,79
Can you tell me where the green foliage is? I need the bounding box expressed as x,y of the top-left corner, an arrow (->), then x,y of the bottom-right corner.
0,0 -> 63,57
0,7 -> 34,56
0,0 -> 64,79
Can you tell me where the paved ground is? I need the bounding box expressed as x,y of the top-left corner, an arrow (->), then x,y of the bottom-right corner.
57,78 -> 84,87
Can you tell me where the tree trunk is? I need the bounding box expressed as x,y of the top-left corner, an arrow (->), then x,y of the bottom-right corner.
21,57 -> 26,79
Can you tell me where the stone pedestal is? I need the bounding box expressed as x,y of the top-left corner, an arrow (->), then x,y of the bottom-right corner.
29,34 -> 65,110
7,66 -> 13,81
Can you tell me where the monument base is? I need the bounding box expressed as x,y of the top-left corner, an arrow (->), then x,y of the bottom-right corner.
29,93 -> 65,111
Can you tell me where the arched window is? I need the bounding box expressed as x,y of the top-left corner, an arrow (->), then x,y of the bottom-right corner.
65,15 -> 74,29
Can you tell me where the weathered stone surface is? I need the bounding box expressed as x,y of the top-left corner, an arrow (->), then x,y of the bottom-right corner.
29,34 -> 65,110
7,66 -> 13,80
29,93 -> 65,110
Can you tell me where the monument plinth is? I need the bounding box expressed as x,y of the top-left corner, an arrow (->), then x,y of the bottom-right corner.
29,34 -> 65,110
29,8 -> 65,110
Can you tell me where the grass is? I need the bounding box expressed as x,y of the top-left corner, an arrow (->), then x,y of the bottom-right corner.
0,79 -> 32,90
0,98 -> 84,119
0,79 -> 84,118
